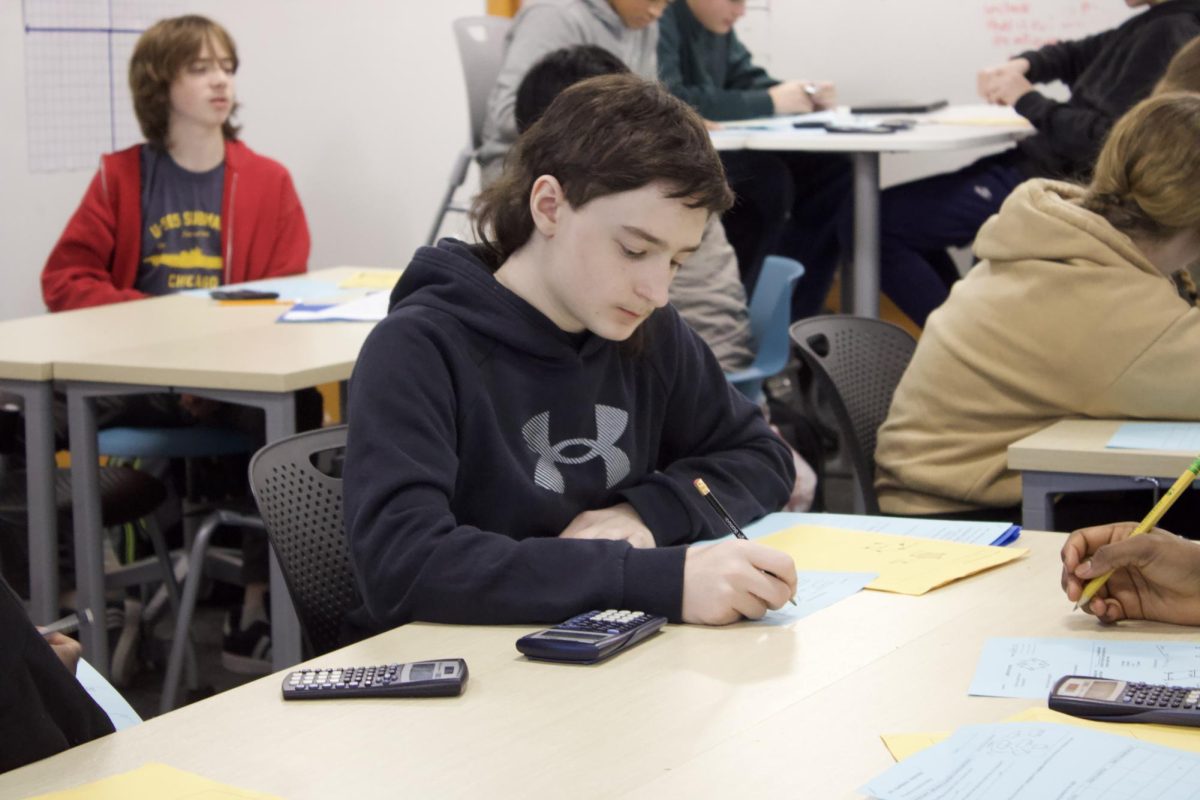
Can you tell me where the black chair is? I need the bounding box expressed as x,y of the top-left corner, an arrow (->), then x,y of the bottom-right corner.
789,316 -> 917,514
248,425 -> 360,658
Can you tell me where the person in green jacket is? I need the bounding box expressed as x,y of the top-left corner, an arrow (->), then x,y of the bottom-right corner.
658,0 -> 849,313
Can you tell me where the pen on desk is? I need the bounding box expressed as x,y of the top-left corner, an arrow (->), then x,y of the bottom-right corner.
692,478 -> 797,606
1075,455 -> 1200,609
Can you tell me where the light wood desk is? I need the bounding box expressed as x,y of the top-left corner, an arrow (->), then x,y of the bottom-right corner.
48,268 -> 387,674
713,104 -> 1032,318
3,530 -> 1188,799
1008,419 -> 1200,531
0,296 -> 287,625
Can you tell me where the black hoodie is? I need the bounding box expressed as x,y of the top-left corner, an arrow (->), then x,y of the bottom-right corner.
343,240 -> 794,632
1012,0 -> 1200,180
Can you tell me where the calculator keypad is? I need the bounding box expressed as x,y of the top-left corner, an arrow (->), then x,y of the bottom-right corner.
1120,682 -> 1200,709
563,610 -> 648,635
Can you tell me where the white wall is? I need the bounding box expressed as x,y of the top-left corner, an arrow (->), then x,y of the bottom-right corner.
0,0 -> 1140,321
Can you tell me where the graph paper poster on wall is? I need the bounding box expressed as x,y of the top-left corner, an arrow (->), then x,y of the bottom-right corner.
24,0 -> 182,173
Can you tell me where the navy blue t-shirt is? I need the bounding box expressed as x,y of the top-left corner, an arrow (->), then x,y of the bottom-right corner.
136,146 -> 225,294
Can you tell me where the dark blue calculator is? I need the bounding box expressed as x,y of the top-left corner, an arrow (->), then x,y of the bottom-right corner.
516,609 -> 667,664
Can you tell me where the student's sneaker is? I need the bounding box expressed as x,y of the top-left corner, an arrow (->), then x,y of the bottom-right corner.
221,606 -> 272,675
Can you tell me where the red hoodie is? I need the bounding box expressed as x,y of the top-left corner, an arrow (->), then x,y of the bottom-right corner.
41,140 -> 310,312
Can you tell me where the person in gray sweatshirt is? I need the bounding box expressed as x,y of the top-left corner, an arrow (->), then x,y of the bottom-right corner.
479,0 -> 667,184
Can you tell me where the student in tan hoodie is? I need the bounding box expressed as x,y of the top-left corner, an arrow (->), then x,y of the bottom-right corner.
874,92 -> 1200,527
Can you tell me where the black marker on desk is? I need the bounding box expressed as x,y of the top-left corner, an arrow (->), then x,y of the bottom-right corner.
693,478 -> 797,606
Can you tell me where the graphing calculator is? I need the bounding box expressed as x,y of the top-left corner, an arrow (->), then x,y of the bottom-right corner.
282,659 -> 468,700
515,610 -> 667,664
1049,675 -> 1200,727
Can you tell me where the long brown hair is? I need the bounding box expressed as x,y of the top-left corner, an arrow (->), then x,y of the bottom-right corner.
1155,35 -> 1200,94
472,73 -> 733,270
129,15 -> 241,149
1083,92 -> 1200,240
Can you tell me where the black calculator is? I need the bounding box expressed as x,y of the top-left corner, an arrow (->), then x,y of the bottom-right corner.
515,609 -> 667,664
1049,675 -> 1200,726
282,659 -> 468,700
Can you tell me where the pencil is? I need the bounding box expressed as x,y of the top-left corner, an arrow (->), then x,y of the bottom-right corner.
1075,455 -> 1200,609
693,478 -> 797,606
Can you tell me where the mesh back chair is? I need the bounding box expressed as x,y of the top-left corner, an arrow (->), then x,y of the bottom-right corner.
788,316 -> 917,514
426,15 -> 513,245
248,425 -> 360,659
726,255 -> 806,403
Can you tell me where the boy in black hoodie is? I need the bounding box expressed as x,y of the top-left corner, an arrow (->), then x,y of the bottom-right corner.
344,75 -> 797,635
856,0 -> 1200,326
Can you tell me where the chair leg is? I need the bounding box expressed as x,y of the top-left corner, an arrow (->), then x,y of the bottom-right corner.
160,511 -> 222,714
139,516 -> 199,691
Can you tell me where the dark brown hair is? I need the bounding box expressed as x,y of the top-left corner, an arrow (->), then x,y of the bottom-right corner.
129,15 -> 240,148
472,73 -> 734,268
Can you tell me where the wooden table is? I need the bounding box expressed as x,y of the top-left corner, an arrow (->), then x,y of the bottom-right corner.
5,530 -> 1189,799
1008,419 -> 1200,531
712,104 -> 1032,318
46,268 -> 387,675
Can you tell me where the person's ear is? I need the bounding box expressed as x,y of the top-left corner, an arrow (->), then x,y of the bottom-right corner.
529,175 -> 566,238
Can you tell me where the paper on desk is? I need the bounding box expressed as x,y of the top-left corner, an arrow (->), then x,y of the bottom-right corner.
76,657 -> 141,731
338,269 -> 404,289
881,707 -> 1200,763
1107,421 -> 1200,453
756,525 -> 1026,595
760,570 -> 876,625
716,109 -> 841,130
185,277 -> 342,302
743,512 -> 1019,546
970,637 -> 1200,699
27,763 -> 282,799
277,291 -> 390,323
862,722 -> 1200,800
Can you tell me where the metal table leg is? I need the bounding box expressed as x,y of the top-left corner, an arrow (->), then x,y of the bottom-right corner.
846,151 -> 881,319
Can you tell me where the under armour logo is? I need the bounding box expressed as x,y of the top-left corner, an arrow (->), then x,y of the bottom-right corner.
973,184 -> 993,201
521,405 -> 631,494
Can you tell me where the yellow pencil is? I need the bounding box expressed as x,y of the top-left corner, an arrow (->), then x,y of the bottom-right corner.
1075,455 -> 1200,609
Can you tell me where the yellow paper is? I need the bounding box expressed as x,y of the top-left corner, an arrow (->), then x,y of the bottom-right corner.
339,269 -> 404,289
882,707 -> 1200,762
29,763 -> 282,799
758,525 -> 1026,595
880,732 -> 949,761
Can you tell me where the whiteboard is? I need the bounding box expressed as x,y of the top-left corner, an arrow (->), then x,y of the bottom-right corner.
0,0 -> 1140,321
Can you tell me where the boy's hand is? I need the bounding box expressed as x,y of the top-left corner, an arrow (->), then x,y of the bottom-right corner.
978,58 -> 1031,105
558,503 -> 655,549
1061,523 -> 1200,625
682,540 -> 797,625
768,81 -> 816,115
39,630 -> 83,675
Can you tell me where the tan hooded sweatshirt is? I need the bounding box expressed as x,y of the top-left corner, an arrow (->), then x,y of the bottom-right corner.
875,179 -> 1200,516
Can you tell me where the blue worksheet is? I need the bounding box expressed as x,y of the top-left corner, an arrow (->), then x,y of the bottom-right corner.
743,512 -> 1019,546
185,276 -> 342,302
76,658 -> 141,731
861,722 -> 1200,800
970,638 -> 1200,699
761,570 -> 876,625
1107,422 -> 1200,453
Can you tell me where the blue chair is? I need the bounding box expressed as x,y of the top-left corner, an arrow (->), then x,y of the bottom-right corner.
725,255 -> 806,402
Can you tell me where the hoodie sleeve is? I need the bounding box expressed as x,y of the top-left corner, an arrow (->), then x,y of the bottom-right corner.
656,13 -> 775,122
615,311 -> 795,546
261,168 -> 310,279
478,6 -> 583,177
1014,20 -> 1196,173
344,311 -> 687,628
41,168 -> 147,311
1017,30 -> 1111,87
1087,302 -> 1200,421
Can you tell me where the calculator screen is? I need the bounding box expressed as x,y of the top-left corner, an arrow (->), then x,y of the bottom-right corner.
539,630 -> 607,642
1084,679 -> 1120,700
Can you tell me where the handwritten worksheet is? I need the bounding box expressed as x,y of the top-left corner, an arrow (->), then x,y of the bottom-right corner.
970,637 -> 1200,699
757,526 -> 1026,595
862,722 -> 1200,800
761,570 -> 876,625
1107,422 -> 1200,454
